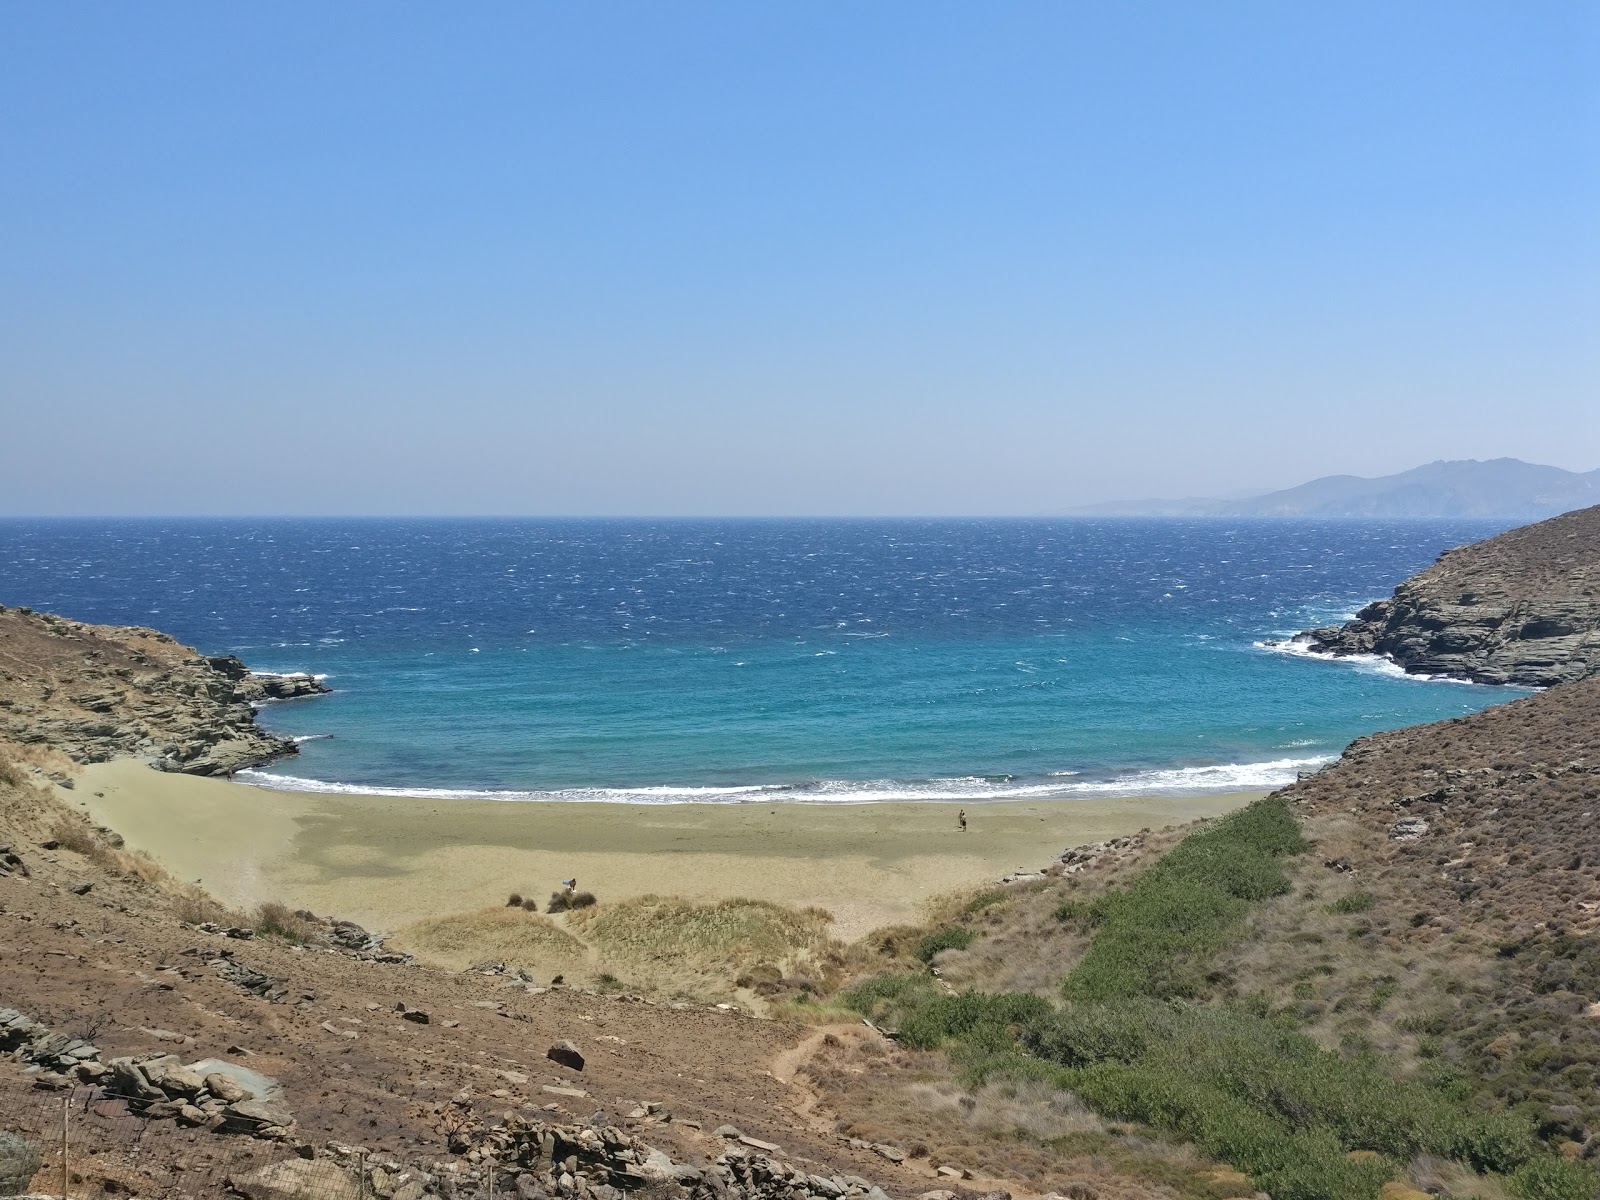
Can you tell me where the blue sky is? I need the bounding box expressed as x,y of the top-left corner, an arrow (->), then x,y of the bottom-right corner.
2,3 -> 1596,515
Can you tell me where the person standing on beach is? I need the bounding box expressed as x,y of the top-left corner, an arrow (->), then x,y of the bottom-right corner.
957,808 -> 968,833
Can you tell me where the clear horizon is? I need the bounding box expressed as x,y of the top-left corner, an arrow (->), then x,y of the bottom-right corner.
3,3 -> 1597,517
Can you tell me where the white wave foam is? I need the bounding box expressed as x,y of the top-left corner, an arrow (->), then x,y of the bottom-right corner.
235,756 -> 1329,805
1255,637 -> 1482,686
235,771 -> 779,804
1051,756 -> 1331,795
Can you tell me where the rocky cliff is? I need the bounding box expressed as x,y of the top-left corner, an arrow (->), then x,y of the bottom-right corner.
0,604 -> 327,775
1294,503 -> 1600,685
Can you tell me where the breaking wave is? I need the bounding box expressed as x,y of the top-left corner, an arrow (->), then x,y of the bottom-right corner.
234,755 -> 1332,805
1256,635 -> 1483,685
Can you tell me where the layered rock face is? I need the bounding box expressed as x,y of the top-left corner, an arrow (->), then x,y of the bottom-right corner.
204,653 -> 330,702
1298,504 -> 1600,685
0,604 -> 327,775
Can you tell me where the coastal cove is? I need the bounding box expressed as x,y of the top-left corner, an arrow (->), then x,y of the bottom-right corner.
5,11 -> 1596,1195
0,517 -> 1529,799
69,758 -> 1257,940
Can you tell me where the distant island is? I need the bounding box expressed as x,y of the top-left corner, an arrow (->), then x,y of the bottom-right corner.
1064,457 -> 1600,520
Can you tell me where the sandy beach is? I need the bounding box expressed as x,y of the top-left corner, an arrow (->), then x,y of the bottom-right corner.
71,759 -> 1258,940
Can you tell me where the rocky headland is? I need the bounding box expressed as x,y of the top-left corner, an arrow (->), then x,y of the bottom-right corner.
0,603 -> 327,776
1289,502 -> 1600,685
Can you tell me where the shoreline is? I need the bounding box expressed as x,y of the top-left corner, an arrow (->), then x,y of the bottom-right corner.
232,753 -> 1327,805
69,758 -> 1262,941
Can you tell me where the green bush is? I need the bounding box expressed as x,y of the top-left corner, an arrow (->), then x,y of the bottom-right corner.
842,972 -> 940,1023
1020,1000 -> 1553,1199
1509,1158 -> 1600,1200
898,991 -> 1054,1052
1397,1010 -> 1450,1035
843,976 -> 1050,1053
1330,892 -> 1376,914
1022,1002 -> 1152,1066
916,926 -> 975,961
1062,796 -> 1307,1003
866,979 -> 1552,1199
1369,977 -> 1399,1011
1053,899 -> 1093,923
1449,1109 -> 1542,1174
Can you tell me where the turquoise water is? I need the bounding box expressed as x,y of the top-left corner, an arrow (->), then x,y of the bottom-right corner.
0,518 -> 1526,801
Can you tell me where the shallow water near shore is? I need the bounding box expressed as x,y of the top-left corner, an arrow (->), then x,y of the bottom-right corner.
1,516 -> 1527,800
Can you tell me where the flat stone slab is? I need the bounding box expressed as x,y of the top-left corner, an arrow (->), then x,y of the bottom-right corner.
186,1058 -> 282,1101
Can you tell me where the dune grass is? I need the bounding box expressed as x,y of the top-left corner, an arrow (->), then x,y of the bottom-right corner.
569,895 -> 839,1001
252,900 -> 319,944
390,894 -> 842,1000
547,889 -> 597,913
392,905 -> 590,976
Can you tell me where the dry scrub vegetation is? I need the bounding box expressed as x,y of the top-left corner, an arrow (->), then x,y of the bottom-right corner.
806,1029 -> 1261,1200
810,686 -> 1600,1200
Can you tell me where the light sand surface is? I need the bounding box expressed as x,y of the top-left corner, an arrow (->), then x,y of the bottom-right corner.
73,759 -> 1260,939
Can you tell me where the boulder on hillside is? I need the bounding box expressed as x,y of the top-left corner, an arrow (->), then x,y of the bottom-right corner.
223,1097 -> 296,1136
546,1040 -> 585,1071
228,1158 -> 361,1200
0,1131 -> 41,1198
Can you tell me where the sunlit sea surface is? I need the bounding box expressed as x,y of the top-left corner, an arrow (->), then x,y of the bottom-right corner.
0,518 -> 1526,802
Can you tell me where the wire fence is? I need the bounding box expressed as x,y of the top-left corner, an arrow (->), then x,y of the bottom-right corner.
1,1078 -> 528,1199
4,1084 -> 247,1197
0,1079 -> 401,1199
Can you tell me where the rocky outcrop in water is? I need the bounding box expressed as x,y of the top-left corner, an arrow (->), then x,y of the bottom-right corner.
0,604 -> 327,775
206,654 -> 331,702
1291,504 -> 1600,686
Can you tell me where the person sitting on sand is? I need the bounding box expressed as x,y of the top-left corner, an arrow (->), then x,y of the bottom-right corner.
561,877 -> 577,893
957,809 -> 967,833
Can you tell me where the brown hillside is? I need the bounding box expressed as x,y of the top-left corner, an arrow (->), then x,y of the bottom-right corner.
844,673 -> 1600,1181
0,609 -> 1199,1200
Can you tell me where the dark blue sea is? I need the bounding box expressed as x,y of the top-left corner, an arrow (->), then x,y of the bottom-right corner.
0,518 -> 1525,802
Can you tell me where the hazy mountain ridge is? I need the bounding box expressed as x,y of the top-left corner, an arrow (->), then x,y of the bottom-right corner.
1068,457 -> 1600,519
